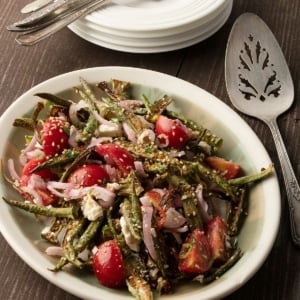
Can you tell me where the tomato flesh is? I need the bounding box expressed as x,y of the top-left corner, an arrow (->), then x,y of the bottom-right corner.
178,228 -> 212,274
93,240 -> 126,288
155,115 -> 190,148
19,158 -> 58,206
41,117 -> 69,157
206,156 -> 241,180
95,143 -> 135,176
67,164 -> 109,187
206,216 -> 230,264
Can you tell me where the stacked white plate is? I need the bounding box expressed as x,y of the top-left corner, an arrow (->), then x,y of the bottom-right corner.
68,0 -> 233,53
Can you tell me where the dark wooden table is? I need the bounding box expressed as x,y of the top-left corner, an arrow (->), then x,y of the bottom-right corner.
0,1 -> 299,299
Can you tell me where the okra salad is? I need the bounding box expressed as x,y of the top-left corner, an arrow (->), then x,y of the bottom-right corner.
2,78 -> 272,300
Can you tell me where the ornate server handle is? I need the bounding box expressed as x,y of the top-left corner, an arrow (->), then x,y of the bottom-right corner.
268,118 -> 300,246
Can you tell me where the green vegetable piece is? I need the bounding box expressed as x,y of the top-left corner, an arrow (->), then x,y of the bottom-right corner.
166,110 -> 223,152
2,197 -> 78,219
229,164 -> 273,186
35,93 -> 72,108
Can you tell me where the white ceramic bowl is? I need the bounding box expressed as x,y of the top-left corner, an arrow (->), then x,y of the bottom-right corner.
0,67 -> 280,300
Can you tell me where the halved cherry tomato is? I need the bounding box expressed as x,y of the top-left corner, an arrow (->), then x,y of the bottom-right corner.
67,164 -> 109,187
20,158 -> 58,206
20,157 -> 57,186
178,228 -> 213,274
41,117 -> 70,157
93,240 -> 126,288
206,216 -> 230,264
95,143 -> 135,176
155,115 -> 190,148
206,156 -> 241,180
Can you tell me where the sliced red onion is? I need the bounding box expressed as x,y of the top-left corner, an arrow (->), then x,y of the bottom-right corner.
52,185 -> 116,208
26,149 -> 44,160
7,158 -> 21,181
46,182 -> 73,199
21,185 -> 43,205
45,246 -> 64,257
163,207 -> 186,229
90,186 -> 116,208
29,174 -> 47,189
139,194 -> 152,207
122,122 -> 137,143
120,216 -> 140,252
19,135 -> 39,165
47,181 -> 76,190
134,161 -> 148,178
196,184 -> 211,223
137,129 -> 155,144
137,115 -> 154,129
92,109 -> 117,127
142,205 -> 156,261
103,164 -> 118,181
68,125 -> 79,148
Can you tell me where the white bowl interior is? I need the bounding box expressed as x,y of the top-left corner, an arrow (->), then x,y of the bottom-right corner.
0,67 -> 280,300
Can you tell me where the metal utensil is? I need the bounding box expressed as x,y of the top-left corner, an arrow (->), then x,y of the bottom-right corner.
8,0 -> 85,29
8,0 -> 100,33
15,0 -> 108,46
21,0 -> 53,14
225,13 -> 300,246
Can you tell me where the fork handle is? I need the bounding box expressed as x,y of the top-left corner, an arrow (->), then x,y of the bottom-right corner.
268,118 -> 300,247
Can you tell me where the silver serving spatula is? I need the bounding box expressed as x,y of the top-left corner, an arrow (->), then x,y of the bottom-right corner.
225,13 -> 300,246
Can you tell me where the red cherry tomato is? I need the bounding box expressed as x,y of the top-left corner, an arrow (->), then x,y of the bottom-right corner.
67,164 -> 109,187
206,216 -> 230,264
41,117 -> 69,157
21,157 -> 57,185
178,228 -> 213,274
206,156 -> 241,180
20,158 -> 58,206
93,240 -> 126,289
95,143 -> 135,176
155,115 -> 190,148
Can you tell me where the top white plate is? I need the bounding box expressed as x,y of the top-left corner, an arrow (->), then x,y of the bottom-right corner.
87,0 -> 228,31
0,67 -> 280,300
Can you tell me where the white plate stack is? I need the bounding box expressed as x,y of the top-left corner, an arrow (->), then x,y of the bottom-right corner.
69,0 -> 233,53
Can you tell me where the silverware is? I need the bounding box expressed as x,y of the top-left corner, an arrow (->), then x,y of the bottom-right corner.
8,0 -> 98,33
21,0 -> 53,14
13,0 -> 108,46
225,13 -> 300,246
8,0 -> 86,30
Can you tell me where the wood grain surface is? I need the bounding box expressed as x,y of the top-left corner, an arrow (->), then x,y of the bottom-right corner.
0,0 -> 299,299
